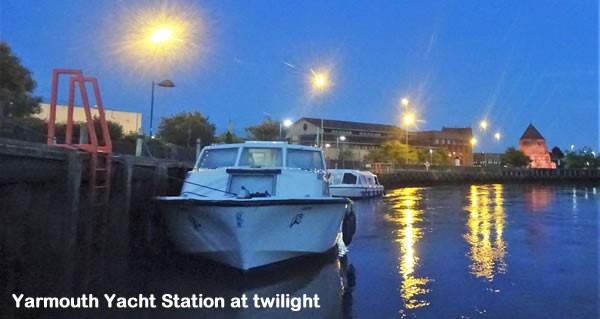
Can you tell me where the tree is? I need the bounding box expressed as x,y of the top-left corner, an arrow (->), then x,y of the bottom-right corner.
158,111 -> 215,147
216,121 -> 244,144
550,146 -> 564,167
217,130 -> 243,144
564,147 -> 599,168
246,118 -> 279,141
501,147 -> 530,167
416,148 -> 451,166
0,42 -> 42,119
365,140 -> 419,166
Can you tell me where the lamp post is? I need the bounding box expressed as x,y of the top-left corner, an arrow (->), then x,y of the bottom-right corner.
279,119 -> 293,140
429,148 -> 433,164
337,135 -> 346,168
309,68 -> 331,148
402,108 -> 416,165
149,79 -> 175,137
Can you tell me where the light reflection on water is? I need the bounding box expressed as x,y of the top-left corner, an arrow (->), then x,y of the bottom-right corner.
2,183 -> 598,318
464,184 -> 507,281
384,187 -> 431,309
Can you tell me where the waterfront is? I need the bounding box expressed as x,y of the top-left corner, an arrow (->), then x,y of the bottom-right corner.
2,183 -> 598,318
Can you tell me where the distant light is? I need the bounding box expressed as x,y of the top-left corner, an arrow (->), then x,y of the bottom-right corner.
150,26 -> 174,44
325,143 -> 331,148
310,69 -> 331,93
282,119 -> 294,128
479,120 -> 488,130
339,135 -> 346,141
429,148 -> 433,154
494,132 -> 501,141
402,112 -> 416,126
570,144 -> 575,151
113,3 -> 205,74
470,137 -> 477,146
401,97 -> 409,107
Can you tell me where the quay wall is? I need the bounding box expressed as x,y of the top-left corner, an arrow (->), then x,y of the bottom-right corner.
377,167 -> 600,187
0,138 -> 191,300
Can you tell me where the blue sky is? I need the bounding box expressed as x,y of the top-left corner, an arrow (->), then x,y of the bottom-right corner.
0,0 -> 597,152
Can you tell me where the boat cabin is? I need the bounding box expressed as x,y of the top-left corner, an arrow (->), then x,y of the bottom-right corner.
183,142 -> 329,198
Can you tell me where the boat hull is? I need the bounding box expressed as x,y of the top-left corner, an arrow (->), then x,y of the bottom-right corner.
156,197 -> 350,270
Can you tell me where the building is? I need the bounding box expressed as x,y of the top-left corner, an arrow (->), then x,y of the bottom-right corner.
519,123 -> 556,169
35,103 -> 143,134
409,127 -> 474,166
287,117 -> 473,166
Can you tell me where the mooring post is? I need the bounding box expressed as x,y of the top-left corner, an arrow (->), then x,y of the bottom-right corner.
135,136 -> 143,157
196,138 -> 202,160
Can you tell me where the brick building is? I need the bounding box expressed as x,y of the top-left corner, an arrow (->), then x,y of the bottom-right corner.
287,117 -> 473,166
519,124 -> 556,169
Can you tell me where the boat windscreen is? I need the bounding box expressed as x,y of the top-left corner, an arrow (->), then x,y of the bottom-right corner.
287,149 -> 324,170
239,147 -> 282,167
197,148 -> 239,169
329,173 -> 343,185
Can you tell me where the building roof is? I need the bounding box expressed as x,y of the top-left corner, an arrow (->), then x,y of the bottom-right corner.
300,117 -> 400,133
520,124 -> 545,140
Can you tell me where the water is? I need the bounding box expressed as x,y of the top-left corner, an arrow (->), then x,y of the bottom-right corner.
2,184 -> 598,318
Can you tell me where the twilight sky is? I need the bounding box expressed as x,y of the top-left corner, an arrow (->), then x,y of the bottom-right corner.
0,0 -> 597,152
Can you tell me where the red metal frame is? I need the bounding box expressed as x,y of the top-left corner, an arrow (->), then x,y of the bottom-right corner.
47,68 -> 112,153
47,68 -> 113,205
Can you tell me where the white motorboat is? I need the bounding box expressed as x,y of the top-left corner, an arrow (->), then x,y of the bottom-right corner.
156,142 -> 352,270
328,169 -> 385,198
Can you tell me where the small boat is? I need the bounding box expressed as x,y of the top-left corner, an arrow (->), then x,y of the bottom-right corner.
328,169 -> 385,198
156,142 -> 352,270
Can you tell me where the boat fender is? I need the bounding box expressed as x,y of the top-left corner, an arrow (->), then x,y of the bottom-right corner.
342,207 -> 356,246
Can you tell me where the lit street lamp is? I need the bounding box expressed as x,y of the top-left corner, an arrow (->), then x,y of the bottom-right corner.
480,120 -> 488,130
310,69 -> 331,93
402,111 -> 416,145
494,132 -> 501,141
279,118 -> 294,140
337,135 -> 346,168
401,97 -> 410,108
309,68 -> 332,148
149,79 -> 175,137
470,137 -> 478,147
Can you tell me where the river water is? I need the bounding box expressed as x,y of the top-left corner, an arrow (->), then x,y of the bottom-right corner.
2,183 -> 599,318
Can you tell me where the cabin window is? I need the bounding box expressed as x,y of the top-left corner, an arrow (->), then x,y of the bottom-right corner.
287,149 -> 324,170
197,148 -> 239,169
374,176 -> 380,185
359,175 -> 368,185
239,148 -> 282,167
342,173 -> 358,184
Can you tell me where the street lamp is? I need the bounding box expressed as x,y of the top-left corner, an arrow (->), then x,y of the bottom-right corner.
310,69 -> 331,93
470,137 -> 478,147
309,68 -> 331,148
402,112 -> 416,145
337,135 -> 346,168
494,132 -> 501,141
401,97 -> 409,108
479,120 -> 488,130
279,118 -> 294,140
149,79 -> 175,137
